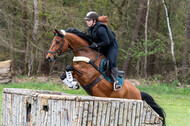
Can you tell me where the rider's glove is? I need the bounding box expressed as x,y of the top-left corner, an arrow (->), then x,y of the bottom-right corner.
89,43 -> 98,49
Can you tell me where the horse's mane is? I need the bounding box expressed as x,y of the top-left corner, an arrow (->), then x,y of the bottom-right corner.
66,28 -> 92,45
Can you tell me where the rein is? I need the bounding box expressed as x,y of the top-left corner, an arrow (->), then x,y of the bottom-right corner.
65,46 -> 89,54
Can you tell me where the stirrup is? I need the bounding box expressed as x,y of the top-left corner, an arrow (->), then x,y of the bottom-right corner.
113,81 -> 122,91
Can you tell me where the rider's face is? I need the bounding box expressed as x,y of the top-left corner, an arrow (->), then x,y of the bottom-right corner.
86,19 -> 95,27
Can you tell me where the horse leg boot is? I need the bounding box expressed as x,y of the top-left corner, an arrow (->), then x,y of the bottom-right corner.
110,67 -> 122,91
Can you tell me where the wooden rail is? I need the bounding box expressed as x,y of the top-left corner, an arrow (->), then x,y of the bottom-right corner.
1,88 -> 163,126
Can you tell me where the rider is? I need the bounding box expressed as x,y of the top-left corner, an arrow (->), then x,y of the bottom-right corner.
84,11 -> 122,91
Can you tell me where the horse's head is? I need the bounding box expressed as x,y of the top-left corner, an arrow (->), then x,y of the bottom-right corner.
46,29 -> 69,62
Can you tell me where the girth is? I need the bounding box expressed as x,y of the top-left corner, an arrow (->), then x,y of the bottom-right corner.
80,75 -> 103,95
73,55 -> 103,95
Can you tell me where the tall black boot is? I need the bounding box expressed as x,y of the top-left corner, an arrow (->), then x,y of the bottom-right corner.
110,67 -> 122,91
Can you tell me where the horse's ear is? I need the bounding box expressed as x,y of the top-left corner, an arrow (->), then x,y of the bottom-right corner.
52,29 -> 59,34
59,30 -> 66,36
52,29 -> 55,33
52,29 -> 66,36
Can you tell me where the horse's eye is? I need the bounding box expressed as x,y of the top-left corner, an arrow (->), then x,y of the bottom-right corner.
56,41 -> 60,44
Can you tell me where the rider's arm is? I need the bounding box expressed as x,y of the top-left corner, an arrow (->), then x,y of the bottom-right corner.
96,26 -> 110,47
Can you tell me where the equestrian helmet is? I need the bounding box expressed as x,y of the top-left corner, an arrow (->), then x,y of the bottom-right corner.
84,11 -> 98,20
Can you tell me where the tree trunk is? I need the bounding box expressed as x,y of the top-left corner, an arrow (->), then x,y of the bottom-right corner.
122,0 -> 146,76
162,0 -> 178,76
41,0 -> 50,75
8,4 -> 16,67
22,0 -> 29,75
9,19 -> 15,63
156,0 -> 161,32
182,1 -> 190,76
144,0 -> 150,78
28,0 -> 39,77
149,0 -> 161,76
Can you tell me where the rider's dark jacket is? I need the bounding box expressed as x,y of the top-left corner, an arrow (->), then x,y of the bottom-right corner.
88,21 -> 118,68
88,21 -> 116,46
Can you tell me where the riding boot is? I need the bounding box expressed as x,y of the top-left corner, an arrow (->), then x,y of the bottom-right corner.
110,67 -> 122,91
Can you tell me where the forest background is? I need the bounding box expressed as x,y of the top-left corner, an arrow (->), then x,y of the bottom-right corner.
0,0 -> 189,85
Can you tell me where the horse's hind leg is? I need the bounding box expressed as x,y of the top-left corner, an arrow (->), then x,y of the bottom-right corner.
124,80 -> 142,100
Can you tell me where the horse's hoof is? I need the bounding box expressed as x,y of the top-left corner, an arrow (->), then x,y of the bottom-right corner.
75,85 -> 80,89
60,72 -> 66,80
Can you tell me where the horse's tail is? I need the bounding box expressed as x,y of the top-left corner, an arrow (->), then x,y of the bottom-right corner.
140,92 -> 166,126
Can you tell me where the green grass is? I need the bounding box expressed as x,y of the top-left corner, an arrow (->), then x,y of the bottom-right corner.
0,81 -> 189,126
137,84 -> 190,126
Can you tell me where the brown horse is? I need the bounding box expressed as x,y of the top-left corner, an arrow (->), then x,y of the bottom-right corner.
46,29 -> 165,125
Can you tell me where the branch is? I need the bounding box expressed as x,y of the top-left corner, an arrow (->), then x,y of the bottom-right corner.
110,0 -> 126,15
0,37 -> 25,53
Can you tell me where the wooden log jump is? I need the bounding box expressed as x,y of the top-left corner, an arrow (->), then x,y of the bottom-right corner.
0,60 -> 13,84
1,88 -> 163,126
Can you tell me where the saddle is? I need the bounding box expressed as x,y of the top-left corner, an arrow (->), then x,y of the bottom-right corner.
101,58 -> 125,78
100,58 -> 124,85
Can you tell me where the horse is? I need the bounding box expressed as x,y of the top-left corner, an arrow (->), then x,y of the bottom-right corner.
46,29 -> 165,125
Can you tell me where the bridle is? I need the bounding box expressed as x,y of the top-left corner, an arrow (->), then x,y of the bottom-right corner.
48,33 -> 64,55
48,32 -> 89,55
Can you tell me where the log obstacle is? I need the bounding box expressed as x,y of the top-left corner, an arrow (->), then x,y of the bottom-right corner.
0,60 -> 13,84
1,88 -> 163,126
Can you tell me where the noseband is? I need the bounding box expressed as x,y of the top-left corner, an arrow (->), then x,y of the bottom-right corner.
48,33 -> 64,55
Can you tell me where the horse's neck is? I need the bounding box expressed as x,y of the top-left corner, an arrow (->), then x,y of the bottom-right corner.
66,33 -> 88,49
66,33 -> 97,57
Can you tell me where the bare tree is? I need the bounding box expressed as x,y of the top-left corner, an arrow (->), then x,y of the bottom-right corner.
182,1 -> 190,76
28,0 -> 39,77
39,0 -> 50,75
162,0 -> 178,76
122,0 -> 147,76
7,2 -> 17,63
144,0 -> 150,78
22,0 -> 29,74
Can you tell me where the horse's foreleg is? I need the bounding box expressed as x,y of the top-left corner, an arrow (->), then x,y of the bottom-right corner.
65,65 -> 83,75
60,65 -> 80,89
65,65 -> 74,71
60,65 -> 74,80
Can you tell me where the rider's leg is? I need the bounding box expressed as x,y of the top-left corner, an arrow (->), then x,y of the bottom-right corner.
110,67 -> 121,90
107,43 -> 122,91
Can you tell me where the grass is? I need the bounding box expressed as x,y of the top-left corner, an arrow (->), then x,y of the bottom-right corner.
0,80 -> 190,126
137,84 -> 190,126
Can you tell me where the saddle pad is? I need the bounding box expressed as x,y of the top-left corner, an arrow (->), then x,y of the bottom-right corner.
100,58 -> 124,85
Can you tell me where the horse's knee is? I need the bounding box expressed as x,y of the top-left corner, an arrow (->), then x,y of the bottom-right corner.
60,65 -> 74,80
65,65 -> 73,71
60,72 -> 66,80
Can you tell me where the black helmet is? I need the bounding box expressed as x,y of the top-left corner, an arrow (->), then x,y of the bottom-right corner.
84,11 -> 98,20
